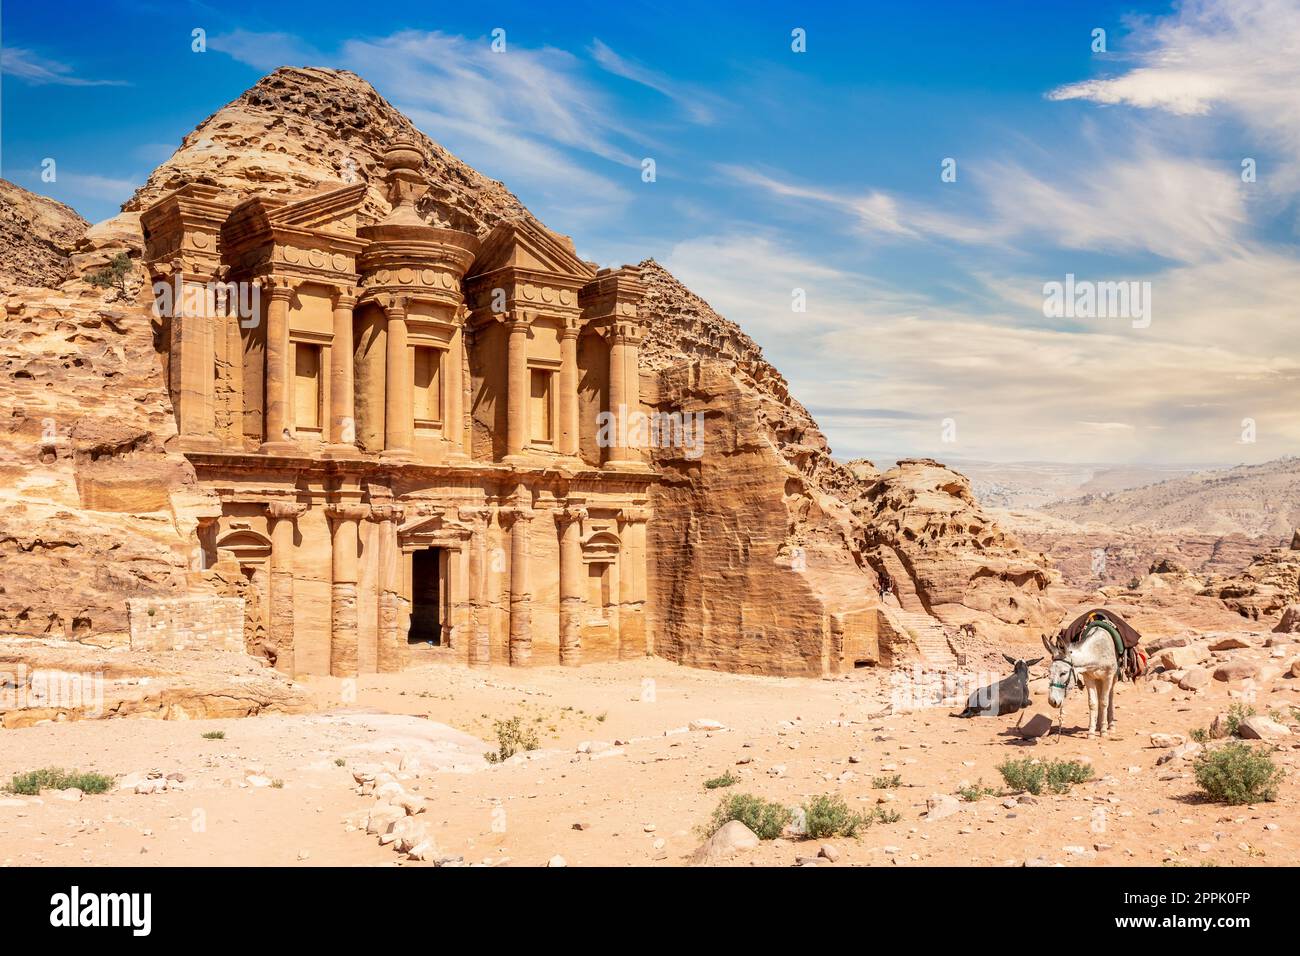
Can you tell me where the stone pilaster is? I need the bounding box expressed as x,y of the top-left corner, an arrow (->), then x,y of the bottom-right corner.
266,499 -> 306,674
505,503 -> 533,665
326,286 -> 359,453
260,277 -> 298,454
505,312 -> 531,461
619,507 -> 650,659
556,506 -> 587,666
381,294 -> 413,459
445,321 -> 466,460
604,323 -> 645,468
371,502 -> 407,672
558,319 -> 580,457
462,507 -> 492,667
327,503 -> 367,677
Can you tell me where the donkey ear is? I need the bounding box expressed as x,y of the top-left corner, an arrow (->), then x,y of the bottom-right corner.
1002,653 -> 1017,666
1040,634 -> 1056,656
1025,657 -> 1043,667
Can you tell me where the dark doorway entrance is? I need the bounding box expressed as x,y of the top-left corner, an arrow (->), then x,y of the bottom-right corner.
409,547 -> 443,645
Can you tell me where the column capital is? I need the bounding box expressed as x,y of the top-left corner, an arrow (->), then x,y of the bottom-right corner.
326,503 -> 368,522
560,316 -> 582,340
554,506 -> 588,528
505,310 -> 535,333
266,500 -> 308,521
260,275 -> 298,302
377,292 -> 409,317
368,502 -> 406,524
458,505 -> 492,524
331,285 -> 360,309
620,506 -> 651,524
501,506 -> 535,525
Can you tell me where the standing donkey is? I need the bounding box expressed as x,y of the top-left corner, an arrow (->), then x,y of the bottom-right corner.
1042,625 -> 1121,738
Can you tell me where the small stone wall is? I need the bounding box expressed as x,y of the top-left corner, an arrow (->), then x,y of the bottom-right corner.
127,596 -> 245,653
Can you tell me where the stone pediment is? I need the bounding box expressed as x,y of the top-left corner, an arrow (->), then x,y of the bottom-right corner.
223,184 -> 366,254
468,218 -> 595,286
266,182 -> 367,235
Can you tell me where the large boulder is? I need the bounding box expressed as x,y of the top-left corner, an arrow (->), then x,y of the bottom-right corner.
691,820 -> 761,864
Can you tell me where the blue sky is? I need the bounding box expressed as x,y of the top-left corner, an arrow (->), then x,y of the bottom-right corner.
4,0 -> 1298,466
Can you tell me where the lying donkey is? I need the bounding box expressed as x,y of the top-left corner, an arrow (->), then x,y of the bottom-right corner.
957,655 -> 1042,718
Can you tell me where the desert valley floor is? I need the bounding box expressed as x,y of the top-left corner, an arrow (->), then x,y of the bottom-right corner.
3,636 -> 1297,868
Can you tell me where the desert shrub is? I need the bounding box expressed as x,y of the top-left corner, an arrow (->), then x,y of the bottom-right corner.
1189,727 -> 1209,743
998,758 -> 1092,796
872,773 -> 902,789
708,793 -> 793,841
803,794 -> 873,839
997,758 -> 1046,795
958,780 -> 998,802
704,771 -> 738,790
1045,760 -> 1094,793
1225,704 -> 1256,739
483,716 -> 540,764
872,807 -> 902,824
5,768 -> 113,795
1194,742 -> 1282,805
201,730 -> 225,740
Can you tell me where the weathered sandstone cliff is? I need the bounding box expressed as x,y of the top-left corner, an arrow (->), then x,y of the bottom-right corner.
0,179 -> 88,287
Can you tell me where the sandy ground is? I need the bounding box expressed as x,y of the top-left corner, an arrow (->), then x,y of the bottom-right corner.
2,640 -> 1298,868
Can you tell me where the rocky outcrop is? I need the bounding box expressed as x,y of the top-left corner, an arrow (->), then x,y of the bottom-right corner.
995,507 -> 1266,591
1201,532 -> 1300,623
850,459 -> 1063,639
640,262 -> 1062,665
0,640 -> 311,728
0,276 -> 211,643
125,66 -> 527,232
0,179 -> 88,288
646,362 -> 880,675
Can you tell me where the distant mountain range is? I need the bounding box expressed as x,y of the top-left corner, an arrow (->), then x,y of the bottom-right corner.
1038,456 -> 1299,541
951,459 -> 1206,510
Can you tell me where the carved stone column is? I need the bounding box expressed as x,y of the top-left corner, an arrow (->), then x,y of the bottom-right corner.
606,328 -> 626,466
605,324 -> 644,468
619,507 -> 650,659
505,313 -> 530,460
445,324 -> 466,459
505,503 -> 533,665
260,277 -> 298,453
372,502 -> 408,672
558,320 -> 580,457
556,506 -> 587,666
487,503 -> 507,661
266,500 -> 306,674
327,286 -> 359,452
381,295 -> 413,458
462,507 -> 491,667
328,503 -> 366,677
166,268 -> 219,451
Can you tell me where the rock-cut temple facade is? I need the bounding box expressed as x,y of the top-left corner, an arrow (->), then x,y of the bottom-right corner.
140,141 -> 654,677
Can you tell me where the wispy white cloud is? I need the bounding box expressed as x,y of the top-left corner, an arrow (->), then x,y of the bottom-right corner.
341,30 -> 639,223
588,38 -> 722,124
202,28 -> 643,224
206,30 -> 324,72
1047,0 -> 1300,185
719,144 -> 1251,265
0,47 -> 126,86
715,164 -> 919,239
663,232 -> 1300,465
